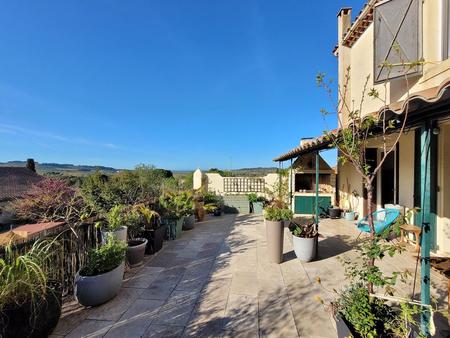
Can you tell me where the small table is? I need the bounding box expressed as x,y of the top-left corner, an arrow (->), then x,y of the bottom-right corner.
400,224 -> 422,252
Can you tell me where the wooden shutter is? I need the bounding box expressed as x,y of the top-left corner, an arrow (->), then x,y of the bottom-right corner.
374,0 -> 422,83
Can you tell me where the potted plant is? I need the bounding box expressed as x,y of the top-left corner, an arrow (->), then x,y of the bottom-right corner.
75,236 -> 127,307
289,217 -> 318,262
174,191 -> 195,230
263,204 -> 293,264
160,192 -> 185,238
134,204 -> 165,254
248,193 -> 266,214
0,239 -> 62,338
194,191 -> 206,222
99,205 -> 128,241
125,205 -> 148,267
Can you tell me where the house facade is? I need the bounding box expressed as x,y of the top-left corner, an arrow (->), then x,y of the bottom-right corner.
335,0 -> 450,255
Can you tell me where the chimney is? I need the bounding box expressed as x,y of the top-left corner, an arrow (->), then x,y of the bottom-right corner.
26,158 -> 36,172
337,8 -> 352,45
337,7 -> 352,128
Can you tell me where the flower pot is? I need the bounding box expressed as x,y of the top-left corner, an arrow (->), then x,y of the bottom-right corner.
126,238 -> 148,267
344,211 -> 355,221
183,214 -> 195,230
329,207 -> 342,219
334,314 -> 355,338
252,202 -> 264,214
75,261 -> 125,307
265,220 -> 284,264
0,281 -> 62,338
213,208 -> 222,216
101,226 -> 127,243
292,234 -> 318,262
195,201 -> 205,221
176,217 -> 184,237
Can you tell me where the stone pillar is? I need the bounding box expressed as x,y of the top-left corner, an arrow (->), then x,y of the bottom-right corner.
193,168 -> 203,190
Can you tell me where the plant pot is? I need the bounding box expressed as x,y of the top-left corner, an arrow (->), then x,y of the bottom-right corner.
126,238 -> 148,267
344,211 -> 355,221
329,207 -> 342,219
176,217 -> 184,237
292,234 -> 318,262
195,201 -> 205,221
101,226 -> 127,243
265,220 -> 284,264
334,314 -> 355,338
75,261 -> 125,307
183,214 -> 195,230
213,208 -> 222,216
252,202 -> 264,214
0,281 -> 62,338
143,224 -> 169,254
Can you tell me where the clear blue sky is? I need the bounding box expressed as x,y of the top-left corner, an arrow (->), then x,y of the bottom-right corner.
0,0 -> 366,170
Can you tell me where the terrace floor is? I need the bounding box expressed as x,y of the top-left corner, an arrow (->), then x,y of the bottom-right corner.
52,214 -> 450,338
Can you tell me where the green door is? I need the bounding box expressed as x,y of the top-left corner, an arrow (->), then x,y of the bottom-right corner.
294,196 -> 331,215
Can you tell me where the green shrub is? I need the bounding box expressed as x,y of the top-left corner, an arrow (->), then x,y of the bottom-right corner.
0,239 -> 61,311
79,238 -> 126,276
263,205 -> 293,221
338,285 -> 393,337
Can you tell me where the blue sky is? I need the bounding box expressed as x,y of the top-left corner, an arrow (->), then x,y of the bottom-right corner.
0,0 -> 366,170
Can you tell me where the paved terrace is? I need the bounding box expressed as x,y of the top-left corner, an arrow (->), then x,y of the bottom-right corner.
53,214 -> 449,338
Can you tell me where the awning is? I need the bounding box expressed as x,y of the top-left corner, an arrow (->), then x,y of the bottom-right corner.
274,78 -> 450,162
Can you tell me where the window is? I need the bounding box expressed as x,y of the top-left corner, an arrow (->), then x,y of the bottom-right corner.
374,0 -> 422,82
443,0 -> 450,59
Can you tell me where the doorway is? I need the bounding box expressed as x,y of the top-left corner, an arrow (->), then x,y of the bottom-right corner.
381,151 -> 395,206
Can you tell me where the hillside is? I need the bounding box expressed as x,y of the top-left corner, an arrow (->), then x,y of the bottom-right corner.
0,161 -> 119,175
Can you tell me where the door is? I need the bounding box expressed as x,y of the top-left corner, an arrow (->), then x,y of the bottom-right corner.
381,151 -> 395,206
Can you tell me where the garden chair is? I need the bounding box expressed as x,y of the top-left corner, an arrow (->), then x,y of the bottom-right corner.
356,208 -> 400,235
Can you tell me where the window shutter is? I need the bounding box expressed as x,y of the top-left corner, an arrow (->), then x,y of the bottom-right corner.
374,0 -> 422,83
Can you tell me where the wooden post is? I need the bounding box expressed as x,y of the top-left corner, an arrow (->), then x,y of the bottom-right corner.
315,151 -> 319,232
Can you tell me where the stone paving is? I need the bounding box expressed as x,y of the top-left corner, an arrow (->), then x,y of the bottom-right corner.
52,214 -> 449,338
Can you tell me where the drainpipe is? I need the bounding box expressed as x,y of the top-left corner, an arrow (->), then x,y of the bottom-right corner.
420,121 -> 432,336
315,151 -> 319,232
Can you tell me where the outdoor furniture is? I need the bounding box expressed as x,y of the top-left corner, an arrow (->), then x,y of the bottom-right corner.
400,224 -> 422,252
357,208 -> 400,234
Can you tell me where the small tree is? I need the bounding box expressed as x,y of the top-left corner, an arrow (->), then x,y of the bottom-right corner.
317,52 -> 424,293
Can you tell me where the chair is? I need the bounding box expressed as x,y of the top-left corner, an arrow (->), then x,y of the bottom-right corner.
357,208 -> 400,234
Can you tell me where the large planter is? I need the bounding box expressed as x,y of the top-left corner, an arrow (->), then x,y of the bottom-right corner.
265,220 -> 284,264
334,314 -> 354,338
142,224 -> 169,254
183,214 -> 195,230
292,234 -> 318,262
252,202 -> 264,214
195,201 -> 205,222
344,211 -> 355,221
176,217 -> 184,237
75,262 -> 125,307
329,207 -> 342,219
127,238 -> 148,267
0,282 -> 62,338
101,226 -> 127,242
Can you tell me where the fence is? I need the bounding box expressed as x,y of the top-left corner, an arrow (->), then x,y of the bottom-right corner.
0,221 -> 100,298
223,177 -> 265,193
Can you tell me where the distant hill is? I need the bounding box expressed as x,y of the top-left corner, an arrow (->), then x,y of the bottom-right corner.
0,161 -> 119,176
